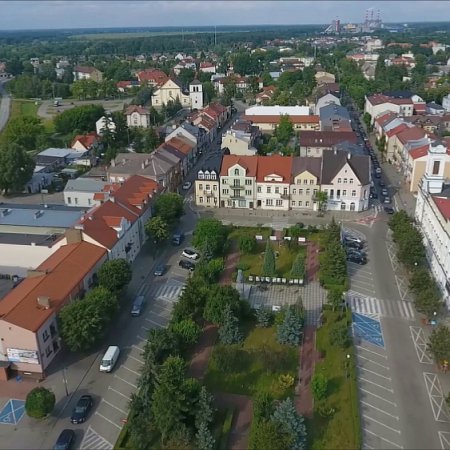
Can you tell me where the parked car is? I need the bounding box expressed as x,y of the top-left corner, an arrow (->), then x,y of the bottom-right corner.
99,346 -> 120,371
70,395 -> 93,424
344,239 -> 364,250
384,206 -> 395,214
131,295 -> 146,316
182,181 -> 192,190
182,249 -> 200,260
381,188 -> 388,197
53,429 -> 75,450
179,260 -> 195,271
370,192 -> 378,199
379,179 -> 386,187
153,264 -> 165,276
172,233 -> 184,246
343,235 -> 363,244
374,172 -> 381,179
384,196 -> 391,204
375,167 -> 382,174
347,253 -> 367,265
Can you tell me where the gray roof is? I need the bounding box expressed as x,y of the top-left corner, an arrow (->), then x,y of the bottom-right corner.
292,157 -> 322,181
0,232 -> 63,246
427,102 -> 444,110
333,141 -> 367,156
64,179 -> 109,193
321,150 -> 370,185
38,148 -> 75,158
0,204 -> 86,228
319,104 -> 350,123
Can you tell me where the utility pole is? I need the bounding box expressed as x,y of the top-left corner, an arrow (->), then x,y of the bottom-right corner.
214,25 -> 217,46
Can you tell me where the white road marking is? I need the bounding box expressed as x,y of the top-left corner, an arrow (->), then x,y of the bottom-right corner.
410,326 -> 433,364
423,372 -> 450,423
360,387 -> 397,406
122,365 -> 140,376
363,414 -> 401,433
361,400 -> 399,420
132,344 -> 144,352
127,354 -> 144,365
95,411 -> 122,430
358,354 -> 390,370
358,365 -> 392,380
141,325 -> 150,331
136,334 -> 147,341
108,386 -> 131,401
145,317 -> 164,327
357,345 -> 388,359
114,375 -> 137,389
439,431 -> 450,450
359,377 -> 394,393
101,399 -> 127,415
364,428 -> 404,449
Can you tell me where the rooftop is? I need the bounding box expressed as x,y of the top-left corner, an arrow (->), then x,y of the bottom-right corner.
242,114 -> 319,124
0,232 -> 63,246
64,179 -> 109,193
245,105 -> 311,116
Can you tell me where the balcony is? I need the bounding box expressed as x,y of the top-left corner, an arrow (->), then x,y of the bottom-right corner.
280,194 -> 290,200
205,191 -> 215,197
230,184 -> 245,189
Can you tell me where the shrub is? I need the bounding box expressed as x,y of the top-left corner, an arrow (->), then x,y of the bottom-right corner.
290,253 -> 306,279
263,241 -> 276,277
311,373 -> 328,401
277,305 -> 304,346
218,305 -> 243,345
329,323 -> 351,348
255,307 -> 273,327
170,319 -> 202,347
25,387 -> 55,419
277,374 -> 295,391
239,235 -> 257,253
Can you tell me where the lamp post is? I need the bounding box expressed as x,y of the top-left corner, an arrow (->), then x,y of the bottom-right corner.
62,367 -> 69,397
345,353 -> 351,379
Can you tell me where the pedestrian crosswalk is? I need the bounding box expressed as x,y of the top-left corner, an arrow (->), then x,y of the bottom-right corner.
80,426 -> 113,450
347,291 -> 416,321
144,278 -> 185,304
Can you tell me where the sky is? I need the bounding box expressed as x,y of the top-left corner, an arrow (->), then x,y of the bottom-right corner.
0,1 -> 450,30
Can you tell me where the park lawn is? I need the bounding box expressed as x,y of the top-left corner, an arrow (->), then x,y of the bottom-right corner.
204,325 -> 298,399
228,226 -> 272,241
10,99 -> 39,119
307,310 -> 361,450
238,242 -> 306,279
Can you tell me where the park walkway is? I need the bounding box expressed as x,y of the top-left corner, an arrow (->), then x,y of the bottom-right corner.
306,242 -> 320,282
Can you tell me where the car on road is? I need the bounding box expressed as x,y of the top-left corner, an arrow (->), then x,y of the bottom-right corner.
381,188 -> 388,196
53,429 -> 75,450
374,172 -> 381,179
369,191 -> 378,199
179,259 -> 195,271
378,179 -> 386,187
383,196 -> 391,204
172,233 -> 184,246
182,181 -> 192,190
70,395 -> 93,424
347,253 -> 367,265
375,167 -> 382,174
153,264 -> 166,276
384,206 -> 395,214
182,249 -> 200,260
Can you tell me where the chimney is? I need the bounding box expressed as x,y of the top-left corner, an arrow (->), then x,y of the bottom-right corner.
37,296 -> 50,309
65,228 -> 83,244
347,152 -> 351,159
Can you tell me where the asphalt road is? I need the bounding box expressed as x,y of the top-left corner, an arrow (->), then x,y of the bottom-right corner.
0,80 -> 11,133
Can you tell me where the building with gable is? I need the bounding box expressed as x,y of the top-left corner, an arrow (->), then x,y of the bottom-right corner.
125,105 -> 151,128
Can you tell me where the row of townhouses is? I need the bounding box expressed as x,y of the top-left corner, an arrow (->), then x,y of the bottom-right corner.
195,151 -> 371,212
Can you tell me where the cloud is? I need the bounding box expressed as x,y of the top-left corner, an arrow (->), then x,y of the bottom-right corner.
0,1 -> 449,30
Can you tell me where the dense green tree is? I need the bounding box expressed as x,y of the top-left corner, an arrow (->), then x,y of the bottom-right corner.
172,276 -> 209,323
145,328 -> 180,366
0,143 -> 35,194
218,304 -> 243,345
154,192 -> 184,225
195,257 -> 224,283
249,419 -> 292,450
239,235 -> 257,253
255,307 -> 273,328
202,81 -> 216,105
315,191 -> 328,212
290,253 -> 306,280
428,325 -> 450,363
192,218 -> 228,257
277,305 -> 304,346
25,387 -> 55,419
169,319 -> 202,347
5,58 -> 23,76
203,285 -> 242,325
329,323 -> 351,348
274,115 -> 294,145
327,288 -> 344,311
54,104 -> 105,134
145,216 -> 170,243
263,240 -> 276,277
1,115 -> 44,151
97,258 -> 132,292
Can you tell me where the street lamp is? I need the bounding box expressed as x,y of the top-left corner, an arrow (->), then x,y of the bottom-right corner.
62,367 -> 69,397
345,353 -> 351,379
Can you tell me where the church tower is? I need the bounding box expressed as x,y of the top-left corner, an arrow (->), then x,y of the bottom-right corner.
189,79 -> 203,110
422,140 -> 446,194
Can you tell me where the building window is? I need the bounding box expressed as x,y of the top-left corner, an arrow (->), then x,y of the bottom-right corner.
350,202 -> 356,211
349,178 -> 354,184
74,198 -> 78,205
267,186 -> 271,193
205,184 -> 210,190
433,160 -> 440,175
292,189 -> 296,194
266,199 -> 273,206
222,178 -> 226,184
223,189 -> 229,195
213,185 -> 217,191
199,197 -> 204,203
341,202 -> 346,210
303,179 -> 308,184
42,329 -> 50,342
299,201 -> 303,206
67,197 -> 71,204
343,178 -> 347,184
305,201 -> 310,207
275,187 -> 279,194
199,184 -> 203,190
342,190 -> 347,196
245,179 -> 252,185
338,178 -> 342,183
206,197 -> 210,204
297,179 -> 301,185
306,189 -> 310,196
292,201 -> 296,206
245,190 -> 251,196
275,199 -> 282,206
257,186 -> 262,193
310,179 -> 314,185
45,345 -> 53,357
283,188 -> 288,195
299,189 -> 303,195
313,189 -> 318,195
351,190 -> 356,197
234,168 -> 239,175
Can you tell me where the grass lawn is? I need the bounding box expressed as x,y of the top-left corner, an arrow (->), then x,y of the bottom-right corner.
237,242 -> 306,279
307,310 -> 361,450
205,324 -> 298,399
228,226 -> 272,241
8,99 -> 54,132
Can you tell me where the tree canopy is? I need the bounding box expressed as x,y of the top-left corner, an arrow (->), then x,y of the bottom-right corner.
54,104 -> 105,134
154,193 -> 184,225
97,258 -> 132,293
0,143 -> 35,194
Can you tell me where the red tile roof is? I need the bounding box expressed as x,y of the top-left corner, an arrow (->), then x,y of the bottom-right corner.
71,132 -> 99,150
256,155 -> 293,183
112,175 -> 160,213
386,123 -> 409,138
137,68 -> 168,85
0,242 -> 107,332
433,196 -> 450,221
125,105 -> 149,115
397,126 -> 426,145
243,115 -> 319,125
220,155 -> 258,177
200,62 -> 215,68
409,144 -> 429,160
375,112 -> 397,127
164,136 -> 195,156
367,94 -> 413,106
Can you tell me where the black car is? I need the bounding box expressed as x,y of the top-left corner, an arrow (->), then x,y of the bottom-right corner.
345,247 -> 366,257
54,429 -> 75,450
369,191 -> 378,199
384,206 -> 395,215
179,260 -> 195,271
172,233 -> 184,246
379,180 -> 386,187
343,239 -> 364,250
374,172 -> 381,179
71,395 -> 93,424
347,253 -> 367,265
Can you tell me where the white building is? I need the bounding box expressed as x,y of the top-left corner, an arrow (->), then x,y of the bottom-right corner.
64,179 -> 110,208
245,105 -> 311,117
415,141 -> 450,311
125,105 -> 151,128
96,116 -> 116,136
442,94 -> 450,113
315,93 -> 341,114
152,79 -> 202,109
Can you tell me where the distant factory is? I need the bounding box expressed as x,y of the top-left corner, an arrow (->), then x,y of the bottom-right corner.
324,8 -> 383,34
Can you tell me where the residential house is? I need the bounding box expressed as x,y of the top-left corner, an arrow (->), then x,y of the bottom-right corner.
165,122 -> 208,155
319,104 -> 352,132
71,132 -> 100,153
64,179 -> 111,208
73,66 -> 103,82
201,103 -> 230,128
199,62 -> 216,74
125,105 -> 151,128
320,150 -> 371,212
255,156 -> 293,210
116,80 -> 140,92
96,116 -> 116,136
195,167 -> 221,208
315,71 -> 336,85
404,115 -> 443,135
299,131 -> 358,157
136,69 -> 169,87
290,157 -> 322,211
219,155 -> 258,208
36,148 -> 91,170
315,93 -> 341,114
427,102 -> 445,116
160,136 -> 196,175
0,241 -> 107,377
108,152 -> 181,191
255,86 -> 276,104
221,119 -> 261,156
364,92 -> 425,122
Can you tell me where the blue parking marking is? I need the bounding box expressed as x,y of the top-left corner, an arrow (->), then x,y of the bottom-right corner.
0,399 -> 25,425
352,312 -> 385,348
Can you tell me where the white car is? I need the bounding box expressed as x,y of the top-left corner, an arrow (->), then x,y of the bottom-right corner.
182,181 -> 192,190
182,249 -> 200,260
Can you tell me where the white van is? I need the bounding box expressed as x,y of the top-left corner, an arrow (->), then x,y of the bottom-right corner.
99,346 -> 120,373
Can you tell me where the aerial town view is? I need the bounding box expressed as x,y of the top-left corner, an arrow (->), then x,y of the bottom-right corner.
0,1 -> 450,449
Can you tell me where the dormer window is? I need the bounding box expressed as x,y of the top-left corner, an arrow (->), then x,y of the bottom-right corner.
234,168 -> 239,175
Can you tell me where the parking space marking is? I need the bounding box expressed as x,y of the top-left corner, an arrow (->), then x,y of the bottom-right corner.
101,399 -> 127,415
395,275 -> 410,301
114,374 -> 137,389
358,365 -> 391,380
0,399 -> 25,425
127,354 -> 144,365
363,414 -> 401,434
360,388 -> 397,406
360,377 -> 394,393
410,326 -> 433,364
439,431 -> 450,450
361,400 -> 399,420
80,426 -> 113,450
423,372 -> 450,423
358,354 -> 390,370
357,345 -> 388,359
122,365 -> 140,376
95,411 -> 122,430
353,313 -> 385,348
136,334 -> 147,341
108,386 -> 131,401
145,317 -> 165,328
132,344 -> 144,352
364,428 -> 404,449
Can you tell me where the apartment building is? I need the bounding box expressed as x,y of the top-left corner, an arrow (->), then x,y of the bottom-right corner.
195,168 -> 220,208
290,157 -> 322,211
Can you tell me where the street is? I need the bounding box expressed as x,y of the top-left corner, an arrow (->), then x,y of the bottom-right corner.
0,80 -> 11,133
